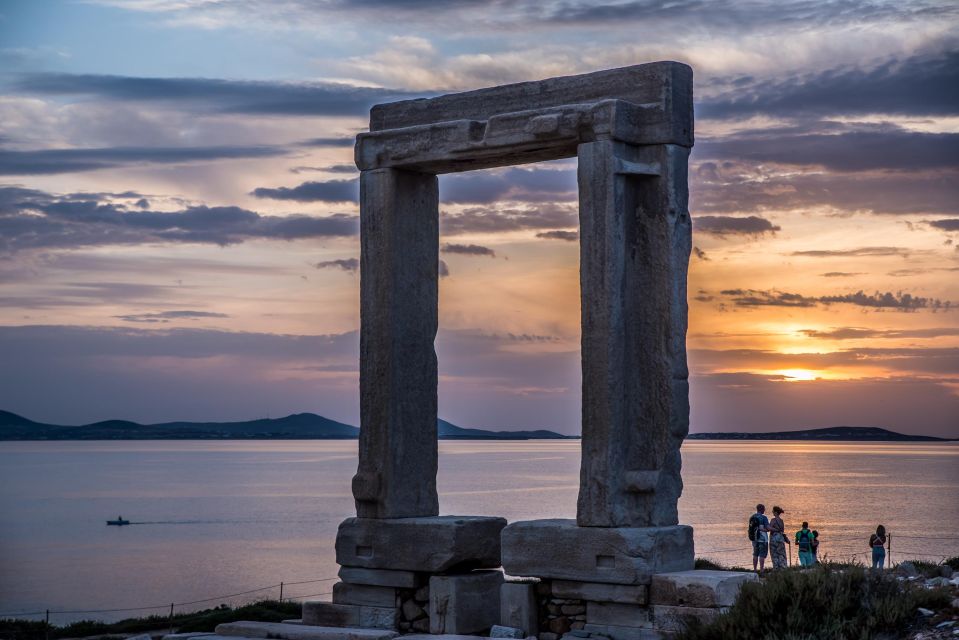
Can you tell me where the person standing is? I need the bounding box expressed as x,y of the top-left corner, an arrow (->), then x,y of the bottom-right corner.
769,506 -> 791,569
795,521 -> 815,567
749,503 -> 770,573
811,530 -> 820,564
870,525 -> 887,569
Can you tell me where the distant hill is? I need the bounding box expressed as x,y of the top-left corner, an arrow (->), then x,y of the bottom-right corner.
0,410 -> 573,441
687,426 -> 953,442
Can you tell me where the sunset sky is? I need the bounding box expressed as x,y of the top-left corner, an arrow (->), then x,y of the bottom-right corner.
1,0 -> 957,437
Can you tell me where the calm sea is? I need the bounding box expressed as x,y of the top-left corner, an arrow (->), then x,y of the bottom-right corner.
1,440 -> 957,622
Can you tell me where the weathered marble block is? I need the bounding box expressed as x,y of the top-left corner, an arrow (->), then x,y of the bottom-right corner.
582,624 -> 665,640
650,605 -> 724,633
302,602 -> 398,630
501,519 -> 693,584
499,582 -> 538,636
355,167 -> 439,520
649,570 -> 757,608
370,61 -> 692,147
336,515 -> 506,572
430,571 -> 504,635
214,622 -> 397,640
551,580 -> 648,605
332,582 -> 400,608
586,602 -> 651,627
338,566 -> 425,589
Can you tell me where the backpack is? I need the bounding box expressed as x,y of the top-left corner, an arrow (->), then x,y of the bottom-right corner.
797,529 -> 811,552
748,514 -> 762,541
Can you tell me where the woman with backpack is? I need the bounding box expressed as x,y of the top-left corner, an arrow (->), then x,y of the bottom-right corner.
795,522 -> 815,566
870,525 -> 887,569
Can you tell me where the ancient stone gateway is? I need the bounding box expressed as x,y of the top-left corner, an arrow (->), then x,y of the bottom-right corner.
305,62 -> 755,639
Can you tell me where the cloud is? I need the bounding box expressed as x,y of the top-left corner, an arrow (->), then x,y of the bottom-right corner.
536,230 -> 578,241
441,203 -> 577,235
0,186 -> 358,253
799,327 -> 959,340
695,127 -> 959,172
699,48 -> 959,119
717,288 -> 952,311
440,167 -> 576,204
820,272 -> 863,277
692,161 -> 959,216
314,258 -> 359,272
290,164 -> 357,174
692,246 -> 709,261
250,169 -> 575,205
928,219 -> 959,232
719,289 -> 816,308
10,73 -> 423,116
690,346 -> 959,376
0,145 -> 288,176
790,247 -> 912,258
439,259 -> 450,278
252,179 -> 359,203
299,137 -> 357,148
115,310 -> 229,323
441,243 -> 496,257
693,215 -> 780,237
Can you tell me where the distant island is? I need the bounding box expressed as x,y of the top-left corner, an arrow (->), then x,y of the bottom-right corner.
0,410 -> 574,441
687,426 -> 953,442
0,411 -> 951,442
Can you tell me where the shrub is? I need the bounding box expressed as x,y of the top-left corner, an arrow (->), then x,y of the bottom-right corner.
677,564 -> 952,640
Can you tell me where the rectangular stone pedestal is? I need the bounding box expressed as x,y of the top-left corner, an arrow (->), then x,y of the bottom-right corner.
501,519 -> 693,585
336,516 -> 506,572
430,571 -> 504,635
650,570 -> 757,608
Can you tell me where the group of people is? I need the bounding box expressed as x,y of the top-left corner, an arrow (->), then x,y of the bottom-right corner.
747,503 -> 889,573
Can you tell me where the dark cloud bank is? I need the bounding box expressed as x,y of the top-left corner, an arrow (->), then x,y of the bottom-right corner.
0,186 -> 357,252
10,73 -> 422,116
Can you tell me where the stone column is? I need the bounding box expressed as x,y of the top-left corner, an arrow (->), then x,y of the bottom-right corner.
577,140 -> 691,528
354,167 -> 440,518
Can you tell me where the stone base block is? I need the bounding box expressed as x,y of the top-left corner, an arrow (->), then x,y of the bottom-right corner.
650,570 -> 757,608
213,622 -> 397,640
582,624 -> 664,640
650,605 -> 724,633
552,580 -> 648,605
302,602 -> 398,630
430,570 -> 504,635
500,582 -> 538,636
336,516 -> 507,572
586,602 -> 650,628
338,567 -> 425,589
333,582 -> 400,608
501,519 -> 693,585
401,636 -> 487,640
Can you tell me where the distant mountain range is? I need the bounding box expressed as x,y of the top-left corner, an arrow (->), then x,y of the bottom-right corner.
0,411 -> 951,441
687,426 -> 953,442
0,410 -> 574,441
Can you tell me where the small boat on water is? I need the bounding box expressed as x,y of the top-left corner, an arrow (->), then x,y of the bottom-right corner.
107,516 -> 130,526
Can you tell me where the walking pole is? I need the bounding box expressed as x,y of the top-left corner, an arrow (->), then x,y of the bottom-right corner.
887,533 -> 891,569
